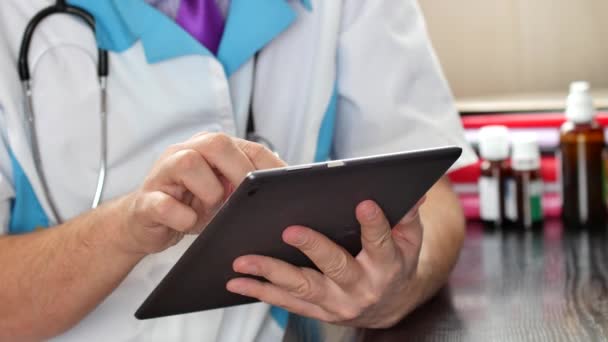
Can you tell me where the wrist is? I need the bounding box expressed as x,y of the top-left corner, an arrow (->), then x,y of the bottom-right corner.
68,196 -> 147,269
102,195 -> 150,259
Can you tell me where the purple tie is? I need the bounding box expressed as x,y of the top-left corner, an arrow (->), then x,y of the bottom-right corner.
176,0 -> 225,55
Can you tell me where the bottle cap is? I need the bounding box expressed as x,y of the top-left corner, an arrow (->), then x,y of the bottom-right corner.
478,125 -> 510,161
566,81 -> 596,123
511,133 -> 541,171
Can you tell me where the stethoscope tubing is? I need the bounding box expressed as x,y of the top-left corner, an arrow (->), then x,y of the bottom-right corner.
19,1 -> 109,223
17,1 -> 276,224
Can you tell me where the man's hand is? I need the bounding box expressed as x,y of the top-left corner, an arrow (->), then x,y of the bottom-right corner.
117,132 -> 286,255
226,197 -> 427,329
0,132 -> 286,340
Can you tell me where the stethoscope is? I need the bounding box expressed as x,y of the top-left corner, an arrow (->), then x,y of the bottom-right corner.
19,0 -> 108,224
18,0 -> 274,224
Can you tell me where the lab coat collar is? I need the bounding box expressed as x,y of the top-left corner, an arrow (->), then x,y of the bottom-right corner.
68,0 -> 312,76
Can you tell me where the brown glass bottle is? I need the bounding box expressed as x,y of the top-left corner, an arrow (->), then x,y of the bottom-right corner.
506,135 -> 544,229
480,159 -> 511,227
509,169 -> 544,229
559,121 -> 607,227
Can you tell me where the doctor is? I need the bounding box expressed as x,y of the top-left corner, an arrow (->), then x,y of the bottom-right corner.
0,0 -> 477,341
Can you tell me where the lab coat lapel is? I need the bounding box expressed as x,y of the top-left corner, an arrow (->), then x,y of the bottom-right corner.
68,0 -> 308,72
217,0 -> 298,77
112,0 -> 214,62
252,1 -> 341,164
68,0 -> 214,62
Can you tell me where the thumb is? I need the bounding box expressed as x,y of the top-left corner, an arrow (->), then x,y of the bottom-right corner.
392,197 -> 425,258
356,200 -> 398,262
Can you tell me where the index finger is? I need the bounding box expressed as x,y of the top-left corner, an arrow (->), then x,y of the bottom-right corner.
182,133 -> 256,187
283,226 -> 362,288
233,138 -> 287,170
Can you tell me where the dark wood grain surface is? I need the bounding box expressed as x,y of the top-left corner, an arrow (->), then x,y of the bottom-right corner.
360,221 -> 608,341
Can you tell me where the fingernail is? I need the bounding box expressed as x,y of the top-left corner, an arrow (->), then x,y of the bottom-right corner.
235,259 -> 259,275
416,196 -> 427,208
242,263 -> 259,275
410,196 -> 426,213
291,233 -> 306,246
362,201 -> 378,220
283,227 -> 307,246
400,207 -> 421,224
227,281 -> 247,294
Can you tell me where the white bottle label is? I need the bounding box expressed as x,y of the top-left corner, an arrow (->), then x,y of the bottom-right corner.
505,178 -> 543,225
556,150 -> 563,208
479,176 -> 500,221
505,178 -> 517,222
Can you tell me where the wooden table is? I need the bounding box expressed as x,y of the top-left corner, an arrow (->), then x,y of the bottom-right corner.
287,221 -> 608,341
362,221 -> 608,341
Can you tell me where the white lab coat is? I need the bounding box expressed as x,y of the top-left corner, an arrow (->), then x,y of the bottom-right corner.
0,0 -> 477,341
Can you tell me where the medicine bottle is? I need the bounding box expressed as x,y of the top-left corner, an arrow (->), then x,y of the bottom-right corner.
559,82 -> 607,227
478,126 -> 511,227
506,134 -> 543,229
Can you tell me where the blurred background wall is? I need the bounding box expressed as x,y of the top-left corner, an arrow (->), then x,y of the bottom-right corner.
418,0 -> 608,112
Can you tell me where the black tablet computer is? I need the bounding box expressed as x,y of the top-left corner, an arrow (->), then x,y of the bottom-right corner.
135,146 -> 462,319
